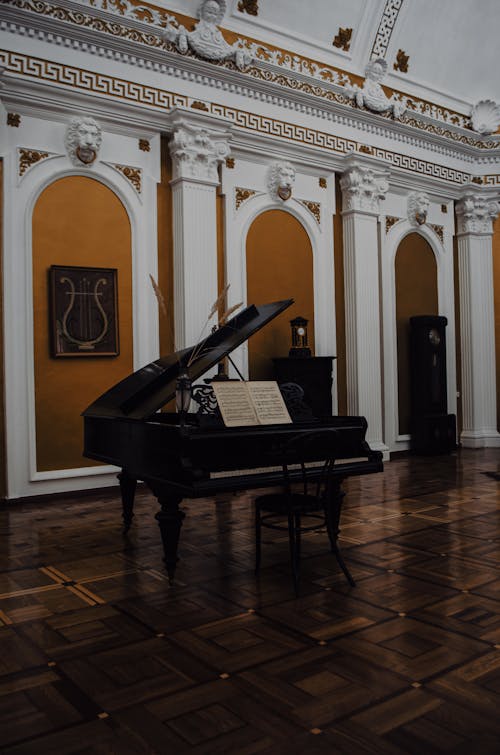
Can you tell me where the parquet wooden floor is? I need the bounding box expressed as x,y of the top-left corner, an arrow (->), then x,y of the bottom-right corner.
0,449 -> 499,754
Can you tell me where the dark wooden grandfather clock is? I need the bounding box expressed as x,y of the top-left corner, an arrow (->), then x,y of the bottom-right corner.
409,315 -> 456,454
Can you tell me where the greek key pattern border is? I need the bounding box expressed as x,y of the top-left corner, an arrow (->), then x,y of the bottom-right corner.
371,0 -> 404,59
3,0 -> 482,136
1,50 -> 498,188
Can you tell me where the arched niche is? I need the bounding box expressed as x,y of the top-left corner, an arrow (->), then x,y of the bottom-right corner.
395,232 -> 438,434
32,176 -> 133,471
246,209 -> 314,379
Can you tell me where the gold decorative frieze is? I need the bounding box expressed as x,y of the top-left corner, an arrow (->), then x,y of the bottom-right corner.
471,176 -> 483,184
235,187 -> 256,210
19,148 -> 49,176
319,177 -> 327,188
114,164 -> 141,193
385,216 -> 401,232
482,175 -> 500,186
6,0 -> 486,139
138,139 -> 150,152
0,52 -> 478,187
359,145 -> 374,155
299,200 -> 321,224
430,224 -> 444,242
393,49 -> 409,73
332,28 -> 352,52
238,0 -> 259,16
191,101 -> 209,111
7,112 -> 20,127
226,158 -> 235,168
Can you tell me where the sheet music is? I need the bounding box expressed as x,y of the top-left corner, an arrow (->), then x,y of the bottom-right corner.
246,381 -> 292,425
211,382 -> 259,427
211,381 -> 292,427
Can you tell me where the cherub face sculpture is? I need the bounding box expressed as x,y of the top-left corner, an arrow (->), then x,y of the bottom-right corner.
65,116 -> 102,167
268,160 -> 296,201
408,191 -> 430,226
199,0 -> 224,24
365,57 -> 387,83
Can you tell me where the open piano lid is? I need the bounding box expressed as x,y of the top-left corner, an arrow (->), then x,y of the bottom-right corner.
83,299 -> 293,420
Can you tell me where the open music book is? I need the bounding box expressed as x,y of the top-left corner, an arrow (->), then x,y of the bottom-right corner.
211,381 -> 292,427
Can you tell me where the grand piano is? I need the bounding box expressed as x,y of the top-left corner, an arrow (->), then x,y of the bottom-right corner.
83,299 -> 383,579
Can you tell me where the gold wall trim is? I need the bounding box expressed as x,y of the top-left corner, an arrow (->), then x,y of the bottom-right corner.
430,224 -> 444,242
235,187 -> 256,210
19,147 -> 49,176
299,199 -> 321,224
7,0 -> 493,141
1,51 -> 496,187
385,216 -> 401,232
114,164 -> 142,193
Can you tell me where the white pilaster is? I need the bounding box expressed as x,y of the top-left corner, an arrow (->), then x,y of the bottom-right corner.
341,155 -> 390,455
456,186 -> 500,447
168,112 -> 231,351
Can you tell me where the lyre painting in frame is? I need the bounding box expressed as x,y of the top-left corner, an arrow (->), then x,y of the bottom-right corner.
49,265 -> 119,357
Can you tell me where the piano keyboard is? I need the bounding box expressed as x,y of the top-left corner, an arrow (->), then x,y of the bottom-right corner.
209,458 -> 368,479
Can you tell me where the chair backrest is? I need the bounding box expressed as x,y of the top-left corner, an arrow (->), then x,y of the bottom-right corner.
278,428 -> 340,500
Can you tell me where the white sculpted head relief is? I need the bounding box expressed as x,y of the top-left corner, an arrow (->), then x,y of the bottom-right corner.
65,116 -> 102,166
408,191 -> 430,226
352,57 -> 406,119
173,0 -> 252,70
268,161 -> 296,201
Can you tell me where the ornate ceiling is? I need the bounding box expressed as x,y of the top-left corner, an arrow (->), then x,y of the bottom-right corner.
165,0 -> 500,114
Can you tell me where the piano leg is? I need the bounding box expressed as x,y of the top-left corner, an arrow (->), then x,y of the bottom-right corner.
118,470 -> 136,533
150,488 -> 185,581
325,481 -> 356,587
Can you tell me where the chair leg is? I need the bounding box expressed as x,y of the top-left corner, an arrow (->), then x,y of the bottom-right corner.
295,512 -> 301,562
288,511 -> 300,595
255,505 -> 261,574
325,487 -> 356,587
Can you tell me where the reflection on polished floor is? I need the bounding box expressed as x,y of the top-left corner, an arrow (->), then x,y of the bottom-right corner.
1,449 -> 499,753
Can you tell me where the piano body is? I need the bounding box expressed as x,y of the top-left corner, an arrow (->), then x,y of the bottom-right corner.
83,300 -> 383,579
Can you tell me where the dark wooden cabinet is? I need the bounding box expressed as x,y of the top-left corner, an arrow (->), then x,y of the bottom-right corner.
409,315 -> 456,454
273,357 -> 335,418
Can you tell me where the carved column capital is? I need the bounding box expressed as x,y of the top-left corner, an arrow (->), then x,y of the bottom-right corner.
340,160 -> 389,214
456,186 -> 500,235
169,119 -> 231,183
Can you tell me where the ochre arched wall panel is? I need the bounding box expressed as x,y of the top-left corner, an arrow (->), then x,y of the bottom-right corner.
33,176 -> 133,471
246,209 -> 314,380
395,233 -> 438,435
493,218 -> 500,430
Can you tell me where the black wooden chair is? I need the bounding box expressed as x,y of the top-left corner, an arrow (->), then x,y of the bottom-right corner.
254,429 -> 355,595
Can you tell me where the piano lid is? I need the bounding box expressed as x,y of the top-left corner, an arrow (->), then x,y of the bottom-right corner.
82,299 -> 293,420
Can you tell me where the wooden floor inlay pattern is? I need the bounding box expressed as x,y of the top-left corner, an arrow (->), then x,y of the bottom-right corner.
0,449 -> 499,752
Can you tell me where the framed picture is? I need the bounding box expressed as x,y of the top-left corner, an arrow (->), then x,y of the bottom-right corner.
49,265 -> 119,357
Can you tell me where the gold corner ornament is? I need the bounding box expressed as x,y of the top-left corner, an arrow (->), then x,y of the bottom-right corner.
139,139 -> 150,152
235,187 -> 256,209
385,216 -> 400,233
393,49 -> 409,73
300,200 -> 321,224
19,148 -> 49,176
7,112 -> 21,127
430,224 -> 444,243
237,0 -> 259,16
114,164 -> 142,193
332,28 -> 352,52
